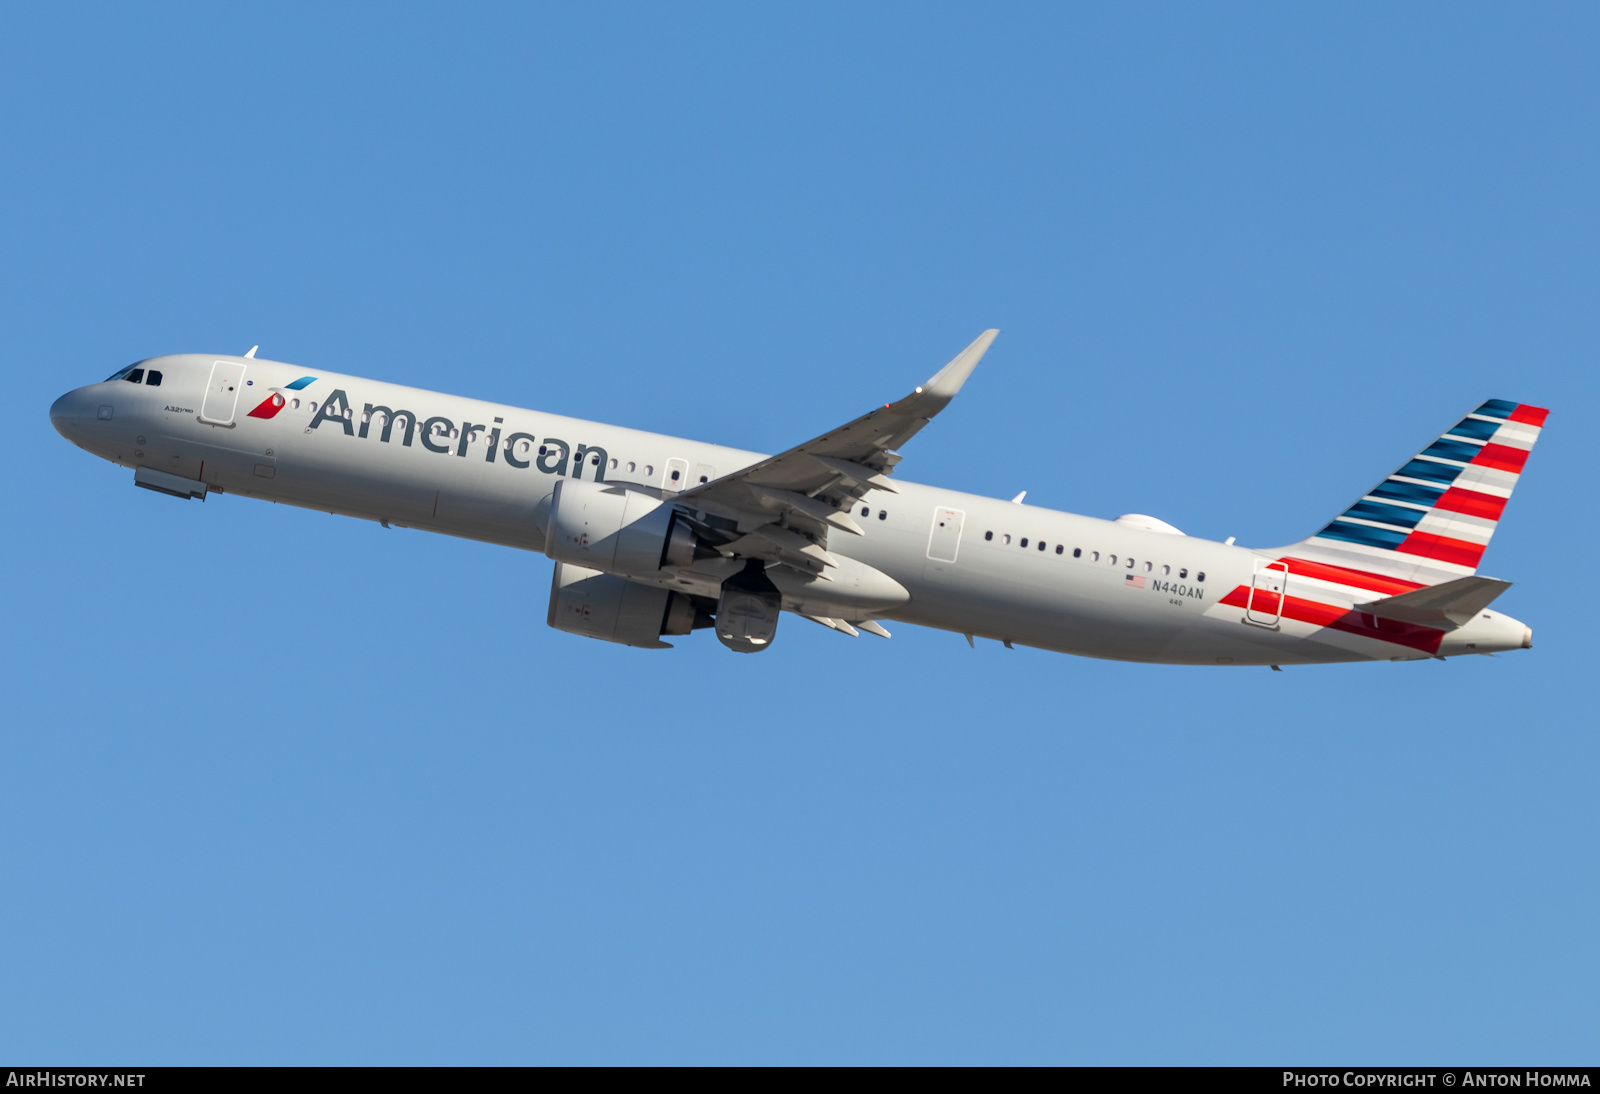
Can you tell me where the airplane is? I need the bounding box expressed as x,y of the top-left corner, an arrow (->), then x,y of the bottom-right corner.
48,332 -> 1543,665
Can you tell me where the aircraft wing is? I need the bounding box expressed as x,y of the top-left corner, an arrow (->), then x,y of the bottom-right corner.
675,330 -> 998,574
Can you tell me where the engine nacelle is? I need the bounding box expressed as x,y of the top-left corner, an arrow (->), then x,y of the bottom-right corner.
547,562 -> 704,649
545,478 -> 682,577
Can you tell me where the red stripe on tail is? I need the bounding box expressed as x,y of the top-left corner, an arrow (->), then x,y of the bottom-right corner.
1220,585 -> 1444,655
1431,487 -> 1508,521
1396,531 -> 1485,568
1472,443 -> 1530,474
1507,404 -> 1549,427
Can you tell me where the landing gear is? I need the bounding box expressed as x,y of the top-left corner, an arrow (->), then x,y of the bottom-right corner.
715,561 -> 782,653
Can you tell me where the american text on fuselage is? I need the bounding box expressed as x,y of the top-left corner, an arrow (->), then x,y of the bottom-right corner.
48,339 -> 1541,665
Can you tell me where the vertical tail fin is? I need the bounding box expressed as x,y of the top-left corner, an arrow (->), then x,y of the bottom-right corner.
1290,400 -> 1548,585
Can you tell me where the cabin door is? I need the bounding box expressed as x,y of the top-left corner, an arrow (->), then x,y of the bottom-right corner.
199,361 -> 247,426
926,506 -> 965,563
1246,560 -> 1288,625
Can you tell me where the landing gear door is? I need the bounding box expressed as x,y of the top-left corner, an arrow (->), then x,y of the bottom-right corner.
199,361 -> 247,426
1246,559 -> 1288,625
926,506 -> 965,563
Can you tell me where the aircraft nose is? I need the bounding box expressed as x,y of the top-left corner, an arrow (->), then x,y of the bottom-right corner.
50,387 -> 98,440
50,390 -> 79,437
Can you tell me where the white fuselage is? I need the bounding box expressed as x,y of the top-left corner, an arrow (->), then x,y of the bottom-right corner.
50,354 -> 1532,665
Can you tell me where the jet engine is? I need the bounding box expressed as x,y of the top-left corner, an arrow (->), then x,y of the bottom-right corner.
544,478 -> 713,577
543,478 -> 901,654
547,562 -> 710,649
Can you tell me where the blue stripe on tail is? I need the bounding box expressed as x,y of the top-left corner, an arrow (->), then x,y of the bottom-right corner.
1394,459 -> 1463,485
1342,500 -> 1425,529
1419,438 -> 1482,463
1316,521 -> 1411,550
1445,417 -> 1501,442
1369,479 -> 1445,506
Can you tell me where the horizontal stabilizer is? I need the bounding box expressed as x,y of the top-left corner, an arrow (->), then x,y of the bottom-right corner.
1357,575 -> 1512,630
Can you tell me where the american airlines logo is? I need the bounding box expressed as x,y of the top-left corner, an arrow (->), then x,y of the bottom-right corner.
247,376 -> 319,420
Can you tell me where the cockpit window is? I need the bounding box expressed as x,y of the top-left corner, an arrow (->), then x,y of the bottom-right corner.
103,364 -> 164,385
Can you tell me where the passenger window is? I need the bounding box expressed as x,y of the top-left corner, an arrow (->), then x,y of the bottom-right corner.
1056,545 -> 1064,555
1073,548 -> 1081,558
670,469 -> 681,483
145,370 -> 162,387
1179,568 -> 1187,579
291,398 -> 300,409
862,506 -> 870,517
644,464 -> 654,476
125,369 -> 144,384
1108,554 -> 1117,565
610,458 -> 618,470
698,475 -> 707,483
1038,542 -> 1046,552
627,461 -> 636,472
1144,561 -> 1152,572
1126,558 -> 1135,568
1197,572 -> 1205,582
1162,565 -> 1170,575
1020,538 -> 1028,548
1091,551 -> 1099,561
1004,534 -> 1012,545
985,531 -> 993,541
877,510 -> 887,521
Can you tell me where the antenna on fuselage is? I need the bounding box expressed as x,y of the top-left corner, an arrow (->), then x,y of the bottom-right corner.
244,345 -> 259,358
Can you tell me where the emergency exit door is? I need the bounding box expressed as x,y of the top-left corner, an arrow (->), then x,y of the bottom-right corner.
662,458 -> 690,493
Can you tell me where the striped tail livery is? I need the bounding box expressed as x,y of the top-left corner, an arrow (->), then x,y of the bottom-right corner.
1296,399 -> 1547,583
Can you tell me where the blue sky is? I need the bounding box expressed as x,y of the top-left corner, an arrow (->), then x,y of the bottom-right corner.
2,3 -> 1596,1064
